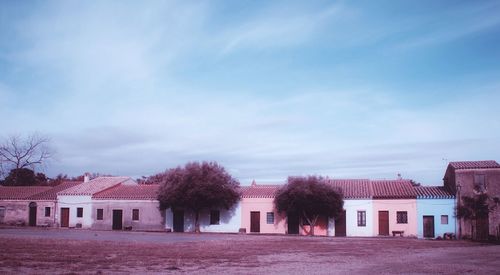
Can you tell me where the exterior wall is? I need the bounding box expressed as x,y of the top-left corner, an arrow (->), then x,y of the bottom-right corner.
0,200 -> 56,226
372,199 -> 417,237
240,197 -> 286,234
57,195 -> 93,228
451,168 -> 500,238
416,198 -> 456,238
91,200 -> 165,231
345,199 -> 374,237
0,201 -> 29,225
165,203 -> 241,233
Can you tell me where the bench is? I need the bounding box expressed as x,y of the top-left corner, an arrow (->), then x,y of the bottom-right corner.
392,230 -> 404,237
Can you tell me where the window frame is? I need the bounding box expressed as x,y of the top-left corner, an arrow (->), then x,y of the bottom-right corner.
441,215 -> 448,225
44,207 -> 51,217
357,210 -> 366,227
96,209 -> 104,220
396,211 -> 408,224
132,209 -> 140,221
76,207 -> 83,218
210,210 -> 220,225
266,212 -> 275,224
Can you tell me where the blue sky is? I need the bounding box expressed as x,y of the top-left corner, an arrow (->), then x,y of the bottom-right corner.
1,0 -> 500,185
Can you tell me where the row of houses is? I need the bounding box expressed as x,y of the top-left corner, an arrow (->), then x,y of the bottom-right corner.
0,160 -> 499,239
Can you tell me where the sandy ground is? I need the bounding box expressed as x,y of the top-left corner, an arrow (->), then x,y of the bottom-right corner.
0,228 -> 499,274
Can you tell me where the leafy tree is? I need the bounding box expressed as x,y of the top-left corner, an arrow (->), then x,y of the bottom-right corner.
2,168 -> 47,186
456,194 -> 495,239
275,176 -> 344,236
156,161 -> 240,233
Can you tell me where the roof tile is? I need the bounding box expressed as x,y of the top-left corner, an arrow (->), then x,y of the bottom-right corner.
414,186 -> 455,199
93,184 -> 160,200
449,160 -> 500,170
28,181 -> 83,200
0,186 -> 52,200
371,180 -> 416,199
58,177 -> 135,196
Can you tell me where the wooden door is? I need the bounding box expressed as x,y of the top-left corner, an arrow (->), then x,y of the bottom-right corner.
29,202 -> 37,226
287,212 -> 299,234
173,210 -> 184,232
250,211 -> 260,233
112,210 -> 123,230
378,211 -> 389,236
423,216 -> 435,238
61,208 -> 70,227
335,210 -> 347,237
476,214 -> 489,240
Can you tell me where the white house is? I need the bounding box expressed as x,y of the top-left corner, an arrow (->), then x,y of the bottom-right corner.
57,177 -> 136,228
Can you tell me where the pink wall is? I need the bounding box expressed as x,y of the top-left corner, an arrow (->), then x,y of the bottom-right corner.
372,199 -> 417,237
241,197 -> 327,235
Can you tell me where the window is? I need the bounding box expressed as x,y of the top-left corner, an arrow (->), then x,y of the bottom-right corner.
96,209 -> 103,220
132,209 -> 140,221
357,211 -> 366,227
266,212 -> 274,224
45,207 -> 51,217
77,207 -> 83,218
474,174 -> 486,193
396,211 -> 408,224
210,210 -> 220,225
441,215 -> 448,225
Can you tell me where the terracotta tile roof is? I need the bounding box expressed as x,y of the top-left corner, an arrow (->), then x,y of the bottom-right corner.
414,186 -> 455,199
327,179 -> 371,199
58,177 -> 135,196
371,180 -> 416,199
0,186 -> 52,200
241,184 -> 281,198
449,160 -> 500,170
93,184 -> 160,200
28,181 -> 83,200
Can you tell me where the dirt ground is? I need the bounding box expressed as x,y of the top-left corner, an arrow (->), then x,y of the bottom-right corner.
0,229 -> 499,274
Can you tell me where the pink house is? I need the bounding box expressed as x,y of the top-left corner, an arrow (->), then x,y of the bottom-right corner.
371,180 -> 417,237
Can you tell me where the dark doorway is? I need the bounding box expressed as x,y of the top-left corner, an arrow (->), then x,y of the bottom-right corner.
378,211 -> 389,235
335,210 -> 347,237
423,216 -> 435,238
476,214 -> 489,240
173,209 -> 184,232
250,211 -> 260,233
112,210 -> 123,230
287,212 -> 299,234
29,202 -> 37,226
60,208 -> 69,227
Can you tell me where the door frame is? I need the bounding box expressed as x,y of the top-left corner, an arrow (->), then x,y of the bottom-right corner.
423,215 -> 435,238
173,209 -> 184,232
378,211 -> 389,236
250,211 -> 260,233
29,202 -> 37,227
287,212 -> 299,234
335,210 -> 347,237
60,207 -> 70,227
112,209 -> 123,230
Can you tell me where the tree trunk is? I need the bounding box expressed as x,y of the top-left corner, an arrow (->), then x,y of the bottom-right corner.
194,211 -> 200,233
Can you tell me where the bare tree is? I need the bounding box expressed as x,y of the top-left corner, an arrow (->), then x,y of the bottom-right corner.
0,134 -> 52,176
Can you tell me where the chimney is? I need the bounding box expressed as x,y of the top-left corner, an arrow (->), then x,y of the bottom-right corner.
251,180 -> 256,186
84,173 -> 90,183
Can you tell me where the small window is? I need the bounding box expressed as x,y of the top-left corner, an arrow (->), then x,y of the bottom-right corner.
441,215 -> 448,225
132,209 -> 139,221
474,174 -> 486,193
97,209 -> 103,220
44,207 -> 51,217
266,212 -> 274,224
210,210 -> 220,225
77,207 -> 83,218
357,211 -> 366,227
396,211 -> 408,224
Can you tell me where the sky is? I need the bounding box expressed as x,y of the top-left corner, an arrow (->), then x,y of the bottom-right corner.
1,0 -> 500,185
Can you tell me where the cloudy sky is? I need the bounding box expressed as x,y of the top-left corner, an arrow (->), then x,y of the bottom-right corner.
1,0 -> 500,185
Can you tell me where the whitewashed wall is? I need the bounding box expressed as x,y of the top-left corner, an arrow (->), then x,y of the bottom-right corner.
57,195 -> 93,228
328,199 -> 374,237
